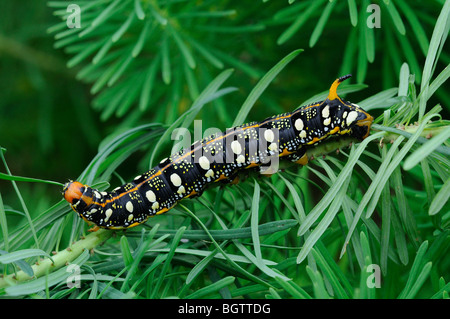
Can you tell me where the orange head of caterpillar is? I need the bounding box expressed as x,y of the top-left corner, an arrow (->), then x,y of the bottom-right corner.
62,181 -> 94,213
63,181 -> 84,204
325,74 -> 374,140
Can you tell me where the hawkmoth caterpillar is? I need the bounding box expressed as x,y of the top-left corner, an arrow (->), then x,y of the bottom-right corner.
63,75 -> 373,230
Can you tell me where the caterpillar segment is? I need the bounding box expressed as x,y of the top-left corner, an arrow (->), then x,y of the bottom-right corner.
63,75 -> 373,229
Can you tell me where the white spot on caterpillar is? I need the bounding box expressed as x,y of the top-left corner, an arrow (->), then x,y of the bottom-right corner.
146,190 -> 156,202
94,191 -> 101,198
177,185 -> 186,195
342,111 -> 348,118
295,118 -> 304,131
264,129 -> 275,143
126,201 -> 134,213
170,173 -> 182,187
100,191 -> 108,196
230,140 -> 242,154
198,156 -> 210,170
87,208 -> 97,215
127,214 -> 134,222
160,157 -> 168,164
134,175 -> 141,181
322,105 -> 330,118
205,169 -> 214,178
268,142 -> 278,152
104,208 -> 113,222
323,117 -> 331,126
236,154 -> 245,164
152,202 -> 159,210
346,111 -> 358,126
299,130 -> 307,138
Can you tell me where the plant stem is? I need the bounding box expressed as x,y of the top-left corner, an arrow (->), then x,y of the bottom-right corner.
0,229 -> 112,288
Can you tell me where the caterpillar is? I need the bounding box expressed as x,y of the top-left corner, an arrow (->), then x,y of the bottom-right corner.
63,75 -> 373,230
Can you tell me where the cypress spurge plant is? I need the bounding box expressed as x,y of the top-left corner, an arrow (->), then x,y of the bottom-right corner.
47,0 -> 265,124
1,51 -> 449,298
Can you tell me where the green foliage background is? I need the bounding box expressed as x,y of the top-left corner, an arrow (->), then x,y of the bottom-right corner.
0,0 -> 449,299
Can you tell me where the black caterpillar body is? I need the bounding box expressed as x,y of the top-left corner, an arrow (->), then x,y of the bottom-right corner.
63,75 -> 373,229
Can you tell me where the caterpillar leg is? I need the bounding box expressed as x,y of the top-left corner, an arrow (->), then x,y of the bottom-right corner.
88,225 -> 101,232
218,174 -> 240,185
185,189 -> 203,199
285,148 -> 309,166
